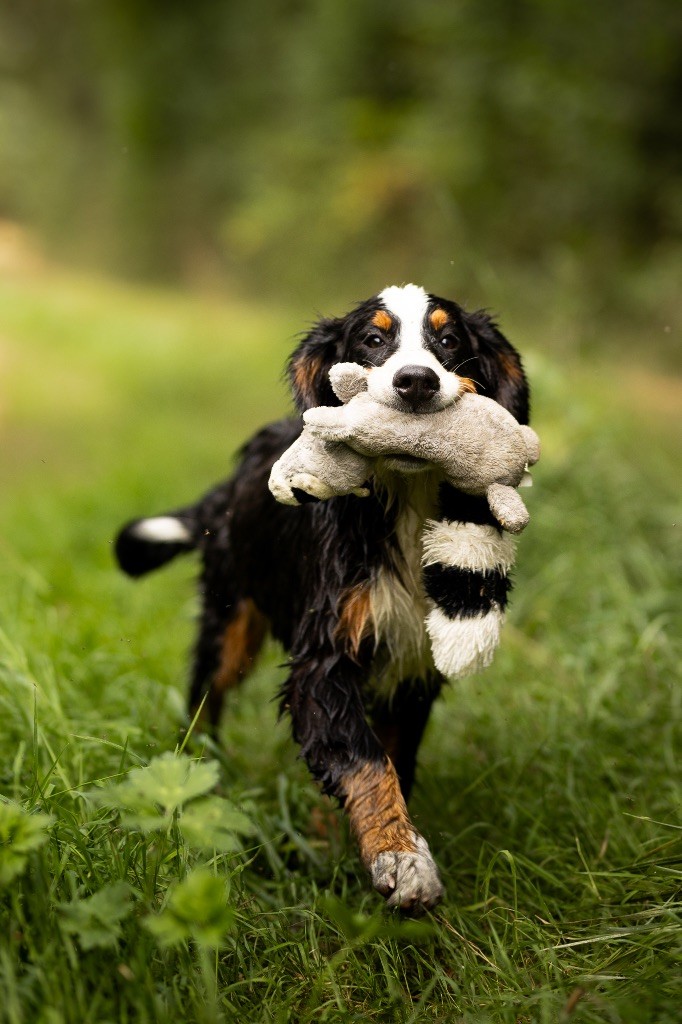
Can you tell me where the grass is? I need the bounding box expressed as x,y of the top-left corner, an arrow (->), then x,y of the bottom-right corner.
0,252 -> 681,1023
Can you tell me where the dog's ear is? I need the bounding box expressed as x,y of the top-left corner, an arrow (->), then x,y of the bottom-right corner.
288,317 -> 345,412
461,310 -> 530,424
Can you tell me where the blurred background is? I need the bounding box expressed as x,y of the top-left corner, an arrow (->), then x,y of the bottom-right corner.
0,2 -> 679,725
1,0 -> 681,365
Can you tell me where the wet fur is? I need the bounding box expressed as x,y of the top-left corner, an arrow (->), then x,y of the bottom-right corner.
115,287 -> 530,909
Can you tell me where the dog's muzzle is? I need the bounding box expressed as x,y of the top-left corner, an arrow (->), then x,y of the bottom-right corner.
392,365 -> 440,410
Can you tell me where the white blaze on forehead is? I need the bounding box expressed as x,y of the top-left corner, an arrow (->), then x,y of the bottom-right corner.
369,283 -> 460,408
379,284 -> 429,354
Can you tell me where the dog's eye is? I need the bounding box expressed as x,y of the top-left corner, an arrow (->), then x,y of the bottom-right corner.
363,335 -> 384,349
439,334 -> 458,350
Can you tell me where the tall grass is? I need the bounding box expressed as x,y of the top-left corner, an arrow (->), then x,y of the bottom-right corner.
0,262 -> 680,1023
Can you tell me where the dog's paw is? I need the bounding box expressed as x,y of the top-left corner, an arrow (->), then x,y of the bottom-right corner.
369,836 -> 444,913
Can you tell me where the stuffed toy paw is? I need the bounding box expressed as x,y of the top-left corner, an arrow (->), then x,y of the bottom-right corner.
268,427 -> 372,506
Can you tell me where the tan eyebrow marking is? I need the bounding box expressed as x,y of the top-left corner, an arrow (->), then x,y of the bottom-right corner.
430,309 -> 450,330
371,310 -> 393,331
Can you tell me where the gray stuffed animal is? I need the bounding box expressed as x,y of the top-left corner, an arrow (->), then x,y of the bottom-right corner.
268,430 -> 372,506
268,362 -> 540,680
303,362 -> 540,534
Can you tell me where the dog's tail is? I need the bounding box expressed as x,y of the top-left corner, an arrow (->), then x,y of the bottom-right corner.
114,507 -> 201,578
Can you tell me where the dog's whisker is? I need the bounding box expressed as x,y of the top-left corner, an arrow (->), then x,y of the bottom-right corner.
453,356 -> 479,374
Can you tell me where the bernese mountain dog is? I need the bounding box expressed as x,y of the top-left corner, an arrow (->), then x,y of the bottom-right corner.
114,284 -> 530,912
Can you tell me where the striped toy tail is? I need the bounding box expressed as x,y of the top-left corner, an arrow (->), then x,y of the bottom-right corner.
114,512 -> 199,578
420,519 -> 517,679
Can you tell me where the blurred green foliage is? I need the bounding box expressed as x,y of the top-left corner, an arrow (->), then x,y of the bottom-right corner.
1,0 -> 681,343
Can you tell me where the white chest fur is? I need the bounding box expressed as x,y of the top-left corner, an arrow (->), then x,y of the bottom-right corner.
368,471 -> 439,693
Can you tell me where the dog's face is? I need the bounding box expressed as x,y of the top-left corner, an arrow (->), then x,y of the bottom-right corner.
289,284 -> 529,424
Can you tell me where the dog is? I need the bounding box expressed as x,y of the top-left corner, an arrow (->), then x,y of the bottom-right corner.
114,284 -> 530,912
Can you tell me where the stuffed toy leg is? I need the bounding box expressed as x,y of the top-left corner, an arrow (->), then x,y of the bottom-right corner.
302,371 -> 536,672
272,361 -> 538,678
269,425 -> 372,506
420,517 -> 517,678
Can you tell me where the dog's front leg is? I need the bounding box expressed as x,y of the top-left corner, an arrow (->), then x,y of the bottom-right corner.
281,652 -> 443,912
342,758 -> 443,911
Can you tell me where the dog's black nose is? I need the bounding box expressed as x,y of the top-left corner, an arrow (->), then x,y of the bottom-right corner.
392,365 -> 440,408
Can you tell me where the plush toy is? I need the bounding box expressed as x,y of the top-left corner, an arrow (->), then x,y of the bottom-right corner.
271,362 -> 540,533
268,362 -> 540,680
268,430 -> 372,506
305,362 -> 540,534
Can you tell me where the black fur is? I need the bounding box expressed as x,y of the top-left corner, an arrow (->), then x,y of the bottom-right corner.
115,290 -> 530,811
115,516 -> 196,577
422,564 -> 512,618
371,677 -> 442,799
438,484 -> 501,527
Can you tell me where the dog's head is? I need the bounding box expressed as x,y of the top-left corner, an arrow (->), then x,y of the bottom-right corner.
288,284 -> 529,423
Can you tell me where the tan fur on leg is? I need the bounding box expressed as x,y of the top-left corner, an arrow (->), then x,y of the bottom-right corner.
214,598 -> 267,695
343,759 -> 418,860
195,598 -> 267,728
341,759 -> 443,911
